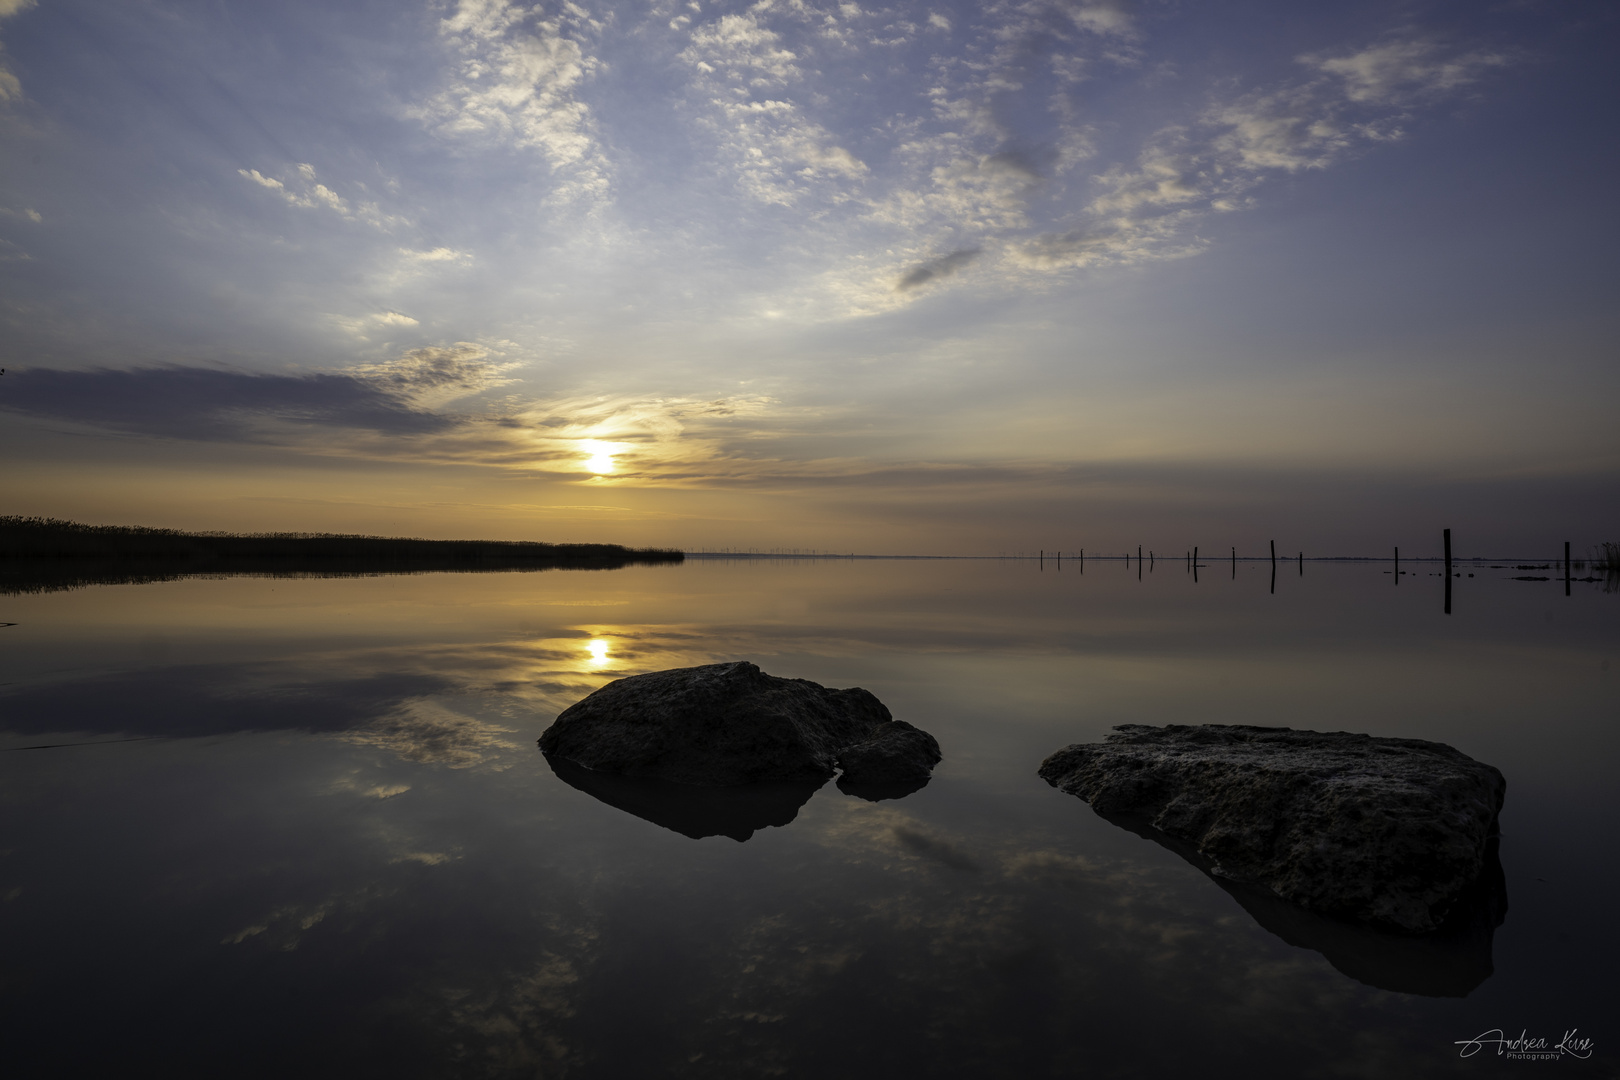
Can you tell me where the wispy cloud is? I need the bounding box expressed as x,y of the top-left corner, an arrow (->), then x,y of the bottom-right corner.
1306,38 -> 1510,105
1002,35 -> 1514,276
413,0 -> 611,204
0,0 -> 34,105
677,6 -> 868,209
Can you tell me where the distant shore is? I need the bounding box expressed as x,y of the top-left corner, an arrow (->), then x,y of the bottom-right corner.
0,517 -> 683,594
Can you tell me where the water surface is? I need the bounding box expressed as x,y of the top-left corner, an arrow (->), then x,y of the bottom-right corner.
2,559 -> 1615,1077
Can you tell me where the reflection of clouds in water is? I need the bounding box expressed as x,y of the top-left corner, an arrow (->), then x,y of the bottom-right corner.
222,900 -> 339,951
416,797 -> 1389,1073
432,915 -> 604,1077
339,700 -> 518,768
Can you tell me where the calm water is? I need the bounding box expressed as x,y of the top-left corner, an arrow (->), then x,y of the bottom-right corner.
1,559 -> 1616,1078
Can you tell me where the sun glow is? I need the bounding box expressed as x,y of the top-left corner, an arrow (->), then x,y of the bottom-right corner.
580,440 -> 617,475
586,638 -> 611,666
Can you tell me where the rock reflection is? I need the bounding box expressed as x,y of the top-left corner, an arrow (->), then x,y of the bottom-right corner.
544,753 -> 826,841
835,773 -> 931,802
1100,811 -> 1508,997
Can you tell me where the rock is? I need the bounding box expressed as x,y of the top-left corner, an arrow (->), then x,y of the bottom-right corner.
1102,809 -> 1507,997
836,720 -> 941,785
835,720 -> 942,801
539,661 -> 940,788
1038,724 -> 1506,934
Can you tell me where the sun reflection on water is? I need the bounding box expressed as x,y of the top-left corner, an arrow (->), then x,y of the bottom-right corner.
586,638 -> 611,667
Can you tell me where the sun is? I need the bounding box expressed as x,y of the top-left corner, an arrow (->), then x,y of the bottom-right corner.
586,638 -> 610,666
581,440 -> 616,475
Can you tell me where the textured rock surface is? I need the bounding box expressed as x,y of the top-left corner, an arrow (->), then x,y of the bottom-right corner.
836,720 -> 941,786
1102,809 -> 1507,996
1038,724 -> 1506,933
539,661 -> 939,787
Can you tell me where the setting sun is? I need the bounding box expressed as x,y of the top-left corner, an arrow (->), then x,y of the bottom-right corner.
580,440 -> 616,475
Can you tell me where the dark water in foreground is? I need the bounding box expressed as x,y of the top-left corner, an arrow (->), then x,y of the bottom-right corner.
1,559 -> 1616,1078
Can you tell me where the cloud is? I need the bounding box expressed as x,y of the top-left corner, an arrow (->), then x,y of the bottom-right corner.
0,346 -> 513,442
414,0 -> 611,204
400,246 -> 473,264
0,348 -> 810,485
983,35 -> 1511,279
0,0 -> 34,105
239,168 -> 285,191
742,17 -> 1513,319
683,14 -> 801,83
895,248 -> 981,291
678,9 -> 869,208
238,163 -> 353,216
374,311 -> 420,327
1306,39 -> 1510,105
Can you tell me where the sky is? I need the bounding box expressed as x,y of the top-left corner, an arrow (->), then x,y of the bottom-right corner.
0,0 -> 1616,555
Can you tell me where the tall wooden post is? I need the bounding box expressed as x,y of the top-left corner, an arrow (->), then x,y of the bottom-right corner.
1443,529 -> 1451,614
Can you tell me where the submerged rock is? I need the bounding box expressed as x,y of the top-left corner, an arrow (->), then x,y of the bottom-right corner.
539,661 -> 940,788
1038,724 -> 1505,934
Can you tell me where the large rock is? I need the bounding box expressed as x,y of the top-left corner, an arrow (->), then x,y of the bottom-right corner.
1038,724 -> 1505,934
539,661 -> 940,788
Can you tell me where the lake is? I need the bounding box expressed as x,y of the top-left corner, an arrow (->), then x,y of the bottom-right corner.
1,557 -> 1615,1077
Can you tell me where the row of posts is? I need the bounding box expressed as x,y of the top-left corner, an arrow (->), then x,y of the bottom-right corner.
1036,529 -> 1583,613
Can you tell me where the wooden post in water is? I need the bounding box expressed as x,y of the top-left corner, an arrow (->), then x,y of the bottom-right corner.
1443,529 -> 1451,614
1270,540 -> 1276,570
1138,545 -> 1143,581
1298,551 -> 1303,576
1231,546 -> 1236,579
1566,540 -> 1571,596
1394,546 -> 1399,584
